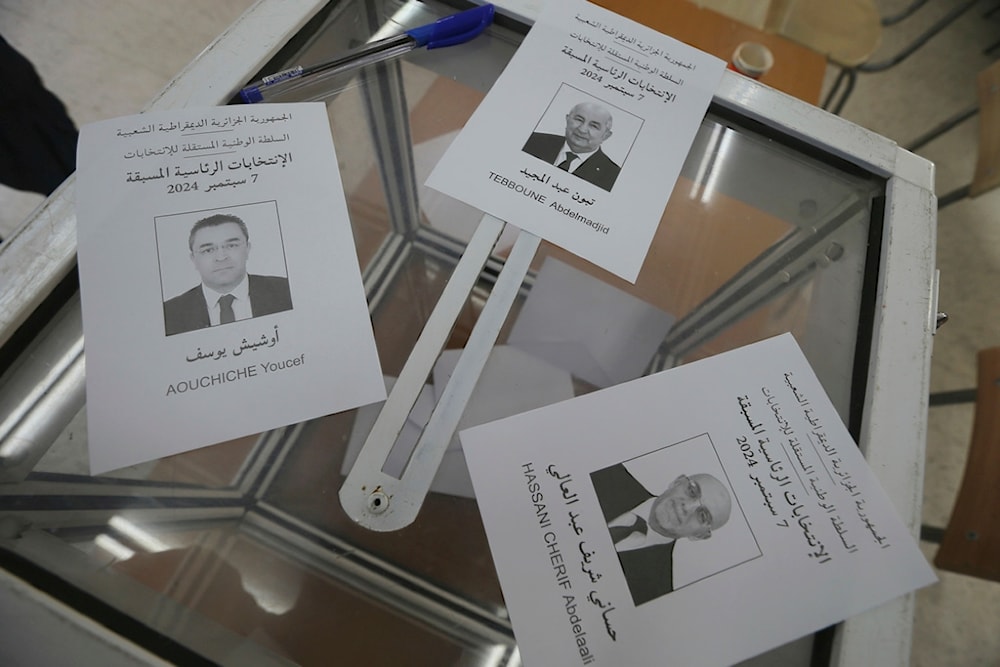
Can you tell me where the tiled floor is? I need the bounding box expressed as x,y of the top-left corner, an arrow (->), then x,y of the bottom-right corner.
1,0 -> 999,664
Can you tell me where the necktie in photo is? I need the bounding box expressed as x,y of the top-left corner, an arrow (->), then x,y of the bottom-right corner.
557,151 -> 578,171
218,294 -> 236,324
610,514 -> 648,544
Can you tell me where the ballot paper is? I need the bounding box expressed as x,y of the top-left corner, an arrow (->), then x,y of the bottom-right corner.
76,104 -> 385,474
461,333 -> 936,667
426,0 -> 725,282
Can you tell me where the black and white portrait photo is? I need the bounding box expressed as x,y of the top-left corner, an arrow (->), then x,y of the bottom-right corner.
156,201 -> 292,336
522,85 -> 641,193
590,434 -> 759,606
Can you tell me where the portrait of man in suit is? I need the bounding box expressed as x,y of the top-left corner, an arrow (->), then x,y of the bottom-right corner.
591,462 -> 732,606
522,101 -> 622,192
163,213 -> 292,336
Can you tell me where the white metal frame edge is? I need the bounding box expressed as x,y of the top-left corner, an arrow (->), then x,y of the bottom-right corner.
831,176 -> 937,667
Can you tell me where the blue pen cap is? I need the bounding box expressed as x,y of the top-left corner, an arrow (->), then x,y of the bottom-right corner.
405,4 -> 495,49
240,86 -> 264,104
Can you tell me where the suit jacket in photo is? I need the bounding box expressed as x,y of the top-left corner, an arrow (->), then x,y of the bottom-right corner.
591,463 -> 675,605
522,132 -> 621,192
163,274 -> 292,336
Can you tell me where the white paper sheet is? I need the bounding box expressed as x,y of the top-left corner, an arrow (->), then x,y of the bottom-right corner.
342,347 -> 575,498
429,345 -> 576,497
76,104 -> 385,474
426,0 -> 725,282
508,256 -> 675,387
461,333 -> 936,667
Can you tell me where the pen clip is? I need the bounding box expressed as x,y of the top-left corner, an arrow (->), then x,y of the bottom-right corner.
405,4 -> 495,49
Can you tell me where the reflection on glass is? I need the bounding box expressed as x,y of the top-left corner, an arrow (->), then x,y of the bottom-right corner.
94,534 -> 136,561
0,0 -> 887,664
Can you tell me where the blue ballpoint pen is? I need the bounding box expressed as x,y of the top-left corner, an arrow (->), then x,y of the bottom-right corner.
240,4 -> 495,103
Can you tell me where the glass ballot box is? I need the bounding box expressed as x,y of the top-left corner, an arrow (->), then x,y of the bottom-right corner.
0,0 -> 937,664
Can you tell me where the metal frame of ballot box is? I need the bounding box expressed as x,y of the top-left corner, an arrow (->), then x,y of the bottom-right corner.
0,0 -> 937,665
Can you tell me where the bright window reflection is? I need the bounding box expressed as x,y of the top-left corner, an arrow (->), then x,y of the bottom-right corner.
95,534 -> 136,561
108,516 -> 170,553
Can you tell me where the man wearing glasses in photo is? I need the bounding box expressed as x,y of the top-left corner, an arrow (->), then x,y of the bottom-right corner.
522,101 -> 621,192
591,463 -> 732,605
163,213 -> 292,336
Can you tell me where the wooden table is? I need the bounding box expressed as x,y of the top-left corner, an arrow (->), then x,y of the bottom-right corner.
596,0 -> 828,104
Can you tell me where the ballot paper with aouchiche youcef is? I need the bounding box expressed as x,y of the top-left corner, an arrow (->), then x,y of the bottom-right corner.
75,103 -> 385,474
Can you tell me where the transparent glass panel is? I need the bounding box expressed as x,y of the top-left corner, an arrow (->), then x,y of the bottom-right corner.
0,0 -> 887,664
